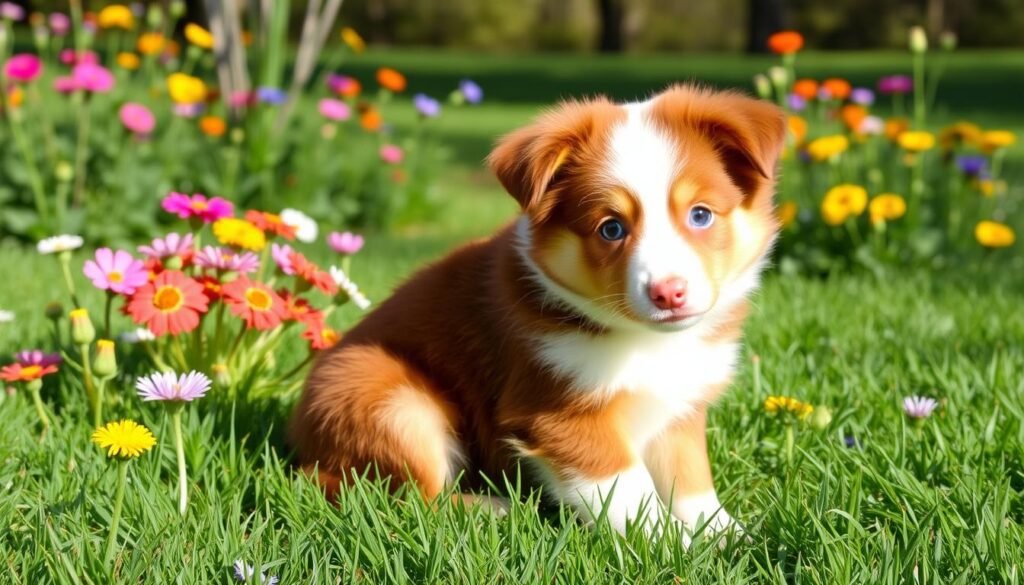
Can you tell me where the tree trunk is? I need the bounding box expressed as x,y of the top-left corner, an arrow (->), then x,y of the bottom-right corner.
596,0 -> 624,53
747,0 -> 787,53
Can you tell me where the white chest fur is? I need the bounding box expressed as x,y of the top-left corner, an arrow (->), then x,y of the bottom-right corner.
532,329 -> 739,446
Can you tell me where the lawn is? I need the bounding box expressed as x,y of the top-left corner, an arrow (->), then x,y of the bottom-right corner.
1,50 -> 1023,583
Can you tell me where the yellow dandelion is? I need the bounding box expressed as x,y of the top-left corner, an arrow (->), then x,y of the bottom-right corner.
92,419 -> 156,459
340,27 -> 366,53
97,4 -> 134,30
764,396 -> 814,419
980,130 -> 1016,153
897,131 -> 936,152
806,135 -> 849,162
185,23 -> 215,50
213,218 -> 267,251
975,221 -> 1015,248
821,184 -> 868,226
868,193 -> 907,225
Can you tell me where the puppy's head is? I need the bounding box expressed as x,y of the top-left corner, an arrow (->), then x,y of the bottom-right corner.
490,85 -> 785,332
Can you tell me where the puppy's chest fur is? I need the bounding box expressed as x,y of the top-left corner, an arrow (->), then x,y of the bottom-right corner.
530,328 -> 739,446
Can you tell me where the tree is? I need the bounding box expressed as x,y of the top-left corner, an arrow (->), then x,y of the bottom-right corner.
595,0 -> 624,52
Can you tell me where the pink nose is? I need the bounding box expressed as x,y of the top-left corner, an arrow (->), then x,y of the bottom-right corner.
648,277 -> 687,310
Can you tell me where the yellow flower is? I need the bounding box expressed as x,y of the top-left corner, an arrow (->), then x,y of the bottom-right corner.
97,4 -> 134,30
92,419 -> 156,459
821,184 -> 868,226
340,27 -> 365,53
167,73 -> 207,105
806,135 -> 849,162
897,131 -> 936,152
868,193 -> 907,225
975,221 -> 1015,248
939,121 -> 982,150
116,52 -> 140,70
764,396 -> 814,419
213,218 -> 266,251
980,130 -> 1016,152
185,23 -> 214,50
137,32 -> 166,56
777,201 -> 798,228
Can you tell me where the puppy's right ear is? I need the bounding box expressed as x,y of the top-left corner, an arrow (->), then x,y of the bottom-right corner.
488,99 -> 617,220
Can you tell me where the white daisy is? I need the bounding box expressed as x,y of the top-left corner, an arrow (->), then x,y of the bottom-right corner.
233,560 -> 279,584
280,208 -> 318,243
119,327 -> 156,344
329,266 -> 371,310
37,234 -> 84,254
0,309 -> 14,323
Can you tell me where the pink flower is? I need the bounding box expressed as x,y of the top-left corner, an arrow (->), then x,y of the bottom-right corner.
138,233 -> 194,260
327,231 -> 364,255
173,102 -> 204,118
194,246 -> 260,273
271,243 -> 296,275
71,62 -> 115,93
379,144 -> 403,165
318,98 -> 350,122
59,49 -> 98,66
53,76 -> 78,93
83,248 -> 149,295
0,2 -> 24,21
49,12 -> 71,36
161,192 -> 234,223
4,54 -> 42,83
228,90 -> 254,109
15,350 -> 62,368
136,371 -> 211,402
119,102 -> 156,136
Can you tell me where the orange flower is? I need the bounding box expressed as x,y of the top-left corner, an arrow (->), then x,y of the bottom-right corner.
337,77 -> 362,98
245,210 -> 296,240
199,115 -> 227,137
767,31 -> 804,55
376,67 -> 406,92
302,318 -> 341,350
885,118 -> 910,141
137,32 -> 166,56
116,52 -> 141,70
787,115 -> 807,144
821,78 -> 851,100
1,362 -> 58,383
222,276 -> 288,330
360,107 -> 382,132
792,79 -> 818,100
777,201 -> 798,228
126,270 -> 209,336
290,252 -> 338,295
840,104 -> 868,132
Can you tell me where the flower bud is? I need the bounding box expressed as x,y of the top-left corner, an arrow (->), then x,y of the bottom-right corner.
448,89 -> 465,106
164,255 -> 184,270
909,26 -> 928,53
70,308 -> 96,345
146,3 -> 163,28
809,405 -> 833,429
212,362 -> 230,386
939,31 -> 957,51
230,127 -> 245,144
169,0 -> 186,19
45,301 -> 64,321
768,66 -> 788,88
753,74 -> 772,100
55,161 -> 74,183
93,339 -> 117,378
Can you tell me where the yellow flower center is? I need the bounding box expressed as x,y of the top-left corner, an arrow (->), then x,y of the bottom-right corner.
245,288 -> 273,311
191,200 -> 209,211
21,365 -> 41,378
154,285 -> 184,312
108,271 -> 124,283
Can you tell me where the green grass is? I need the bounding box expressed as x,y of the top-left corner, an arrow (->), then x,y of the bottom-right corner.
2,49 -> 1024,582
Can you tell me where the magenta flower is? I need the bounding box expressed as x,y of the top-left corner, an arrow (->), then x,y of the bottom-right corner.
0,2 -> 24,21
119,102 -> 156,136
59,49 -> 99,66
53,76 -> 78,94
83,248 -> 149,295
271,243 -> 296,275
850,87 -> 875,106
379,144 -> 403,165
194,246 -> 260,273
49,12 -> 71,36
318,98 -> 351,122
228,90 -> 255,109
327,74 -> 359,95
138,233 -> 194,260
72,62 -> 115,93
4,54 -> 42,83
15,350 -> 62,368
136,371 -> 211,402
878,75 -> 913,95
161,192 -> 234,223
328,231 -> 364,255
903,396 -> 939,419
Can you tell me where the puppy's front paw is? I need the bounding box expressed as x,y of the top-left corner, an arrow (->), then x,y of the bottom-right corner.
673,491 -> 746,548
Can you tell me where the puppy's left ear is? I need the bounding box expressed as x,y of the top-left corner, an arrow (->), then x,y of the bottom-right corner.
701,94 -> 787,201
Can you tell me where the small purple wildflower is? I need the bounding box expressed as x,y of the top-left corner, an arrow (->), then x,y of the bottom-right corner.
233,560 -> 279,585
459,79 -> 483,104
956,155 -> 987,177
850,87 -> 875,106
843,435 -> 859,449
194,246 -> 260,274
256,86 -> 287,105
902,396 -> 938,419
787,93 -> 807,112
413,93 -> 441,118
138,233 -> 194,260
136,371 -> 211,402
15,350 -> 62,367
878,74 -> 913,95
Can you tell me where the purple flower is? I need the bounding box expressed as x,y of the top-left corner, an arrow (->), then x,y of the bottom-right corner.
256,86 -> 287,105
843,435 -> 860,449
49,12 -> 71,36
318,98 -> 350,122
850,87 -> 875,106
787,93 -> 807,112
459,79 -> 483,104
138,233 -> 194,260
136,371 -> 211,402
413,93 -> 441,118
878,75 -> 913,95
194,246 -> 260,273
15,350 -> 62,368
233,560 -> 279,585
328,231 -> 364,255
271,243 -> 296,275
956,155 -> 987,177
902,396 -> 938,419
0,2 -> 24,21
83,248 -> 149,295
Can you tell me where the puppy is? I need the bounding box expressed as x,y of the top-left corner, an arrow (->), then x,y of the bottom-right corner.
291,84 -> 785,538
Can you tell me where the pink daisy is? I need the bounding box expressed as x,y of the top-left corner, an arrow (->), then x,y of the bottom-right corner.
119,102 -> 156,136
193,246 -> 260,273
138,233 -> 194,260
161,192 -> 234,223
136,371 -> 211,402
83,248 -> 148,295
271,243 -> 296,275
327,231 -> 364,255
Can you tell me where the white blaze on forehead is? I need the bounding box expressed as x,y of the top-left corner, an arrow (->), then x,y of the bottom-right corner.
607,100 -> 714,320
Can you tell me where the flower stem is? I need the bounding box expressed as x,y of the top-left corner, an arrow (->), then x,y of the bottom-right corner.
94,377 -> 106,428
8,112 -> 49,228
104,459 -> 129,567
28,383 -> 51,431
72,96 -> 93,207
912,50 -> 926,129
79,343 -> 97,417
58,253 -> 81,308
784,424 -> 795,466
171,409 -> 189,516
104,292 -> 114,340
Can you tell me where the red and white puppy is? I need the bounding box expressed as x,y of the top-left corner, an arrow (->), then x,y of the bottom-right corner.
291,85 -> 785,538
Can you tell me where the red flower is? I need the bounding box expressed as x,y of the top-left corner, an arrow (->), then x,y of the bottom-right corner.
222,276 -> 288,330
127,270 -> 209,336
278,289 -> 322,324
1,362 -> 58,382
196,274 -> 224,303
291,252 -> 337,295
245,210 -> 296,240
302,318 -> 341,350
767,31 -> 804,55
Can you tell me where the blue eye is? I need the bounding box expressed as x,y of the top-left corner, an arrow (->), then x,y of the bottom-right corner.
688,206 -> 714,229
599,219 -> 627,241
